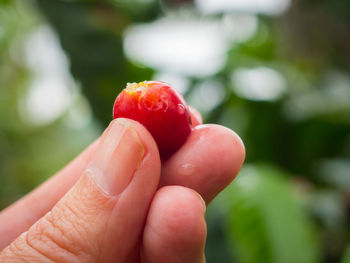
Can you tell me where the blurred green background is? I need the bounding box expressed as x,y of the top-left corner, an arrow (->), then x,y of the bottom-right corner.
1,0 -> 350,262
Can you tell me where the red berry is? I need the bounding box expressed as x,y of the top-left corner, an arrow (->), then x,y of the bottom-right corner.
113,81 -> 192,160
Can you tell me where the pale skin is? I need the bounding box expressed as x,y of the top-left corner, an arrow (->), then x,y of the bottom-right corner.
0,108 -> 245,263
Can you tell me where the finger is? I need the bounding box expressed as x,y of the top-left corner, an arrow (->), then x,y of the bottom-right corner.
160,124 -> 245,204
0,139 -> 99,249
142,186 -> 206,263
189,106 -> 203,127
0,118 -> 161,263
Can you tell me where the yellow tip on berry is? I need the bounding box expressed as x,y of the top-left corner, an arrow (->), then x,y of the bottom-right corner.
125,81 -> 150,94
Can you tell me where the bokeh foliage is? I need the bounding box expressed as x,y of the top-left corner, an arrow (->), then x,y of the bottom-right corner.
1,0 -> 350,262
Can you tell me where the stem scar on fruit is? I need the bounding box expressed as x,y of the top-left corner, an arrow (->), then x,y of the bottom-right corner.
113,80 -> 192,160
125,82 -> 148,100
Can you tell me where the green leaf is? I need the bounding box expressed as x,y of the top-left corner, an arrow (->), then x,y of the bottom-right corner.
341,245 -> 350,263
223,164 -> 320,263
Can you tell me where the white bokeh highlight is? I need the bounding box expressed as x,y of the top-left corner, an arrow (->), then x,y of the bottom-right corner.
153,72 -> 190,94
221,14 -> 258,43
187,79 -> 226,114
196,0 -> 291,15
23,26 -> 78,126
124,18 -> 228,77
232,67 -> 287,101
283,71 -> 350,121
124,15 -> 258,77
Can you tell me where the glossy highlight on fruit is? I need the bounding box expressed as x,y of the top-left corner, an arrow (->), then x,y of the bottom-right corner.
113,81 -> 192,160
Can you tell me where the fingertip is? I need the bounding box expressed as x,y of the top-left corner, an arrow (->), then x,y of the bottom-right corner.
152,185 -> 206,220
143,186 -> 207,263
195,124 -> 246,175
161,124 -> 246,203
193,124 -> 246,193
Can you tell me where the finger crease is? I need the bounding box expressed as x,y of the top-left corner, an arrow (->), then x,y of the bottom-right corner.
24,233 -> 56,263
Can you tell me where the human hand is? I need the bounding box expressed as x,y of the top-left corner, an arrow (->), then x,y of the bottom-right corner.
0,108 -> 245,263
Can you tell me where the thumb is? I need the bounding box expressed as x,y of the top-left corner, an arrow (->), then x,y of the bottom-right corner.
0,118 -> 161,263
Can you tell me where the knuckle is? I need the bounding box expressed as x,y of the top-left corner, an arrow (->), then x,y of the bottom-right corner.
23,202 -> 98,263
0,232 -> 53,263
25,217 -> 81,263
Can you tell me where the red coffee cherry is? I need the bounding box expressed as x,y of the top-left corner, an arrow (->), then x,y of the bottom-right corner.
113,81 -> 192,160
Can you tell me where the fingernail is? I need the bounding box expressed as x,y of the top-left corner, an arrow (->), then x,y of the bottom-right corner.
189,106 -> 203,127
199,194 -> 206,214
191,189 -> 206,214
88,118 -> 145,196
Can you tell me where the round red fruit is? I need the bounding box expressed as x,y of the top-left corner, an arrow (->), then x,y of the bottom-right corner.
113,81 -> 192,160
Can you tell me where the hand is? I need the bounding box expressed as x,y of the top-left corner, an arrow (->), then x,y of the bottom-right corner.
0,108 -> 245,263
